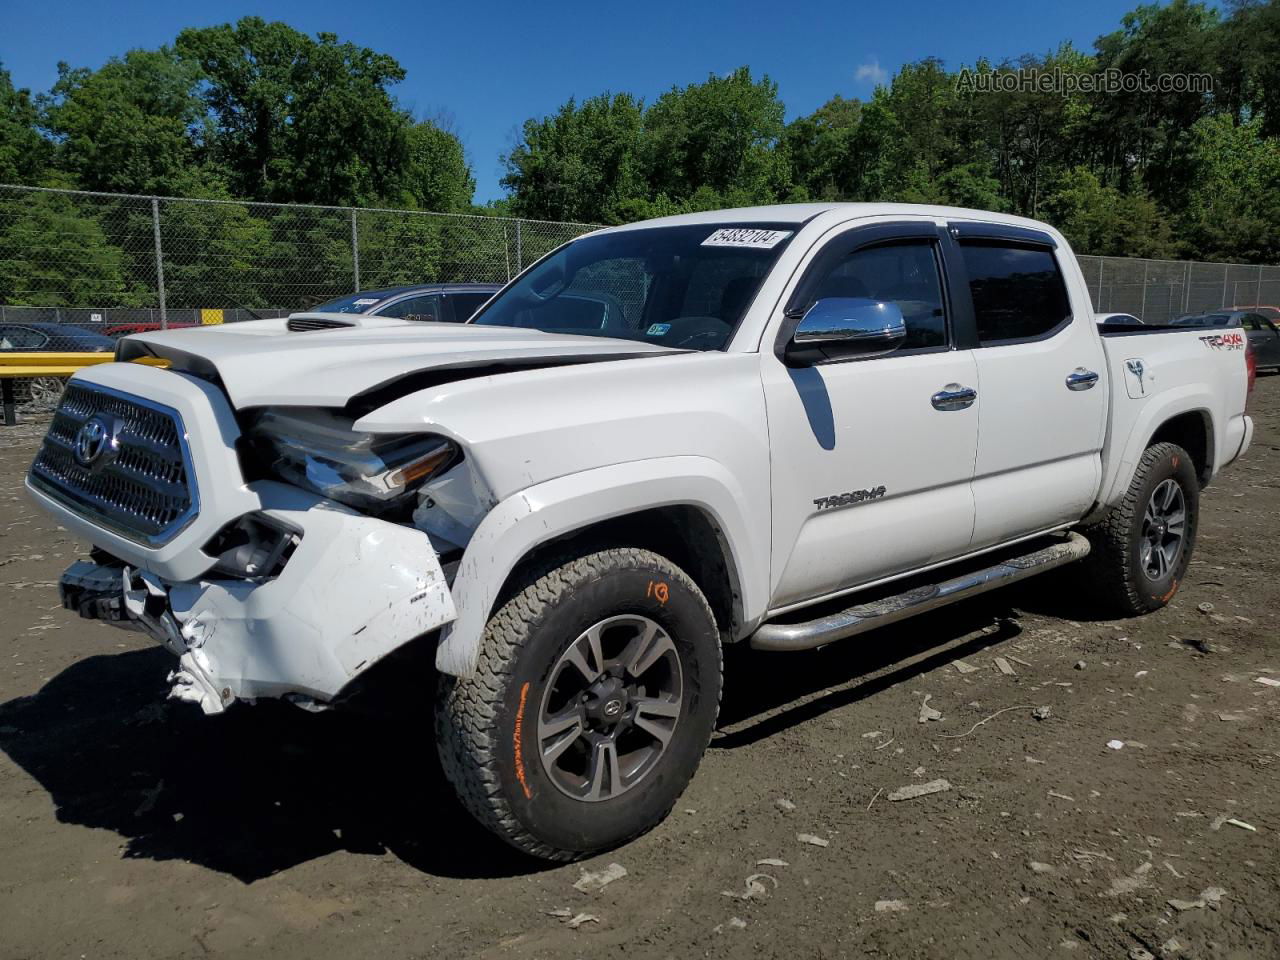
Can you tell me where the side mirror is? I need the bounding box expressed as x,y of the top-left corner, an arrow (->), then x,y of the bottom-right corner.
783,298 -> 907,366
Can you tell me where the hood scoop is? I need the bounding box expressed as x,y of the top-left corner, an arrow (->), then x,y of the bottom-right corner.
287,316 -> 357,332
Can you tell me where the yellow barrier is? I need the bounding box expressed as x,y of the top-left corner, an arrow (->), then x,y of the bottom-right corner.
0,353 -> 169,425
0,352 -> 169,377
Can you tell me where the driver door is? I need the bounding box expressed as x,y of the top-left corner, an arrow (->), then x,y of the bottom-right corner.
761,222 -> 980,610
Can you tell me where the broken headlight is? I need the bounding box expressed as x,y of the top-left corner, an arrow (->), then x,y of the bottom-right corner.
245,408 -> 457,515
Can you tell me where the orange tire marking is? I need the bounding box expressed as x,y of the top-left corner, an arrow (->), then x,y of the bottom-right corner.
647,580 -> 670,605
1161,578 -> 1179,603
513,681 -> 533,799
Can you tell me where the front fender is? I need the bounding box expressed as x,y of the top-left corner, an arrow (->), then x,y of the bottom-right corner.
435,456 -> 768,677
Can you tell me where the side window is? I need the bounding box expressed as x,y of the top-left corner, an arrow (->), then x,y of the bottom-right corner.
807,240 -> 947,351
380,296 -> 440,321
1242,314 -> 1262,331
446,292 -> 492,322
960,242 -> 1071,344
0,326 -> 48,350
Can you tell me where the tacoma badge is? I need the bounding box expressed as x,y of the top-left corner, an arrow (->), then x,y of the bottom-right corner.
813,485 -> 887,511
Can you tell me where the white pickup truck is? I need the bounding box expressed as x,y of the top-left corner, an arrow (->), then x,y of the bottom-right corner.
28,203 -> 1253,860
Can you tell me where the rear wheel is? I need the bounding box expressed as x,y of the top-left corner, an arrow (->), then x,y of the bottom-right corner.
435,548 -> 721,860
1082,441 -> 1199,616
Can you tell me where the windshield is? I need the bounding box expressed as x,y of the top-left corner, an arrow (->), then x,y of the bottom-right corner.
309,291 -> 391,314
470,223 -> 796,350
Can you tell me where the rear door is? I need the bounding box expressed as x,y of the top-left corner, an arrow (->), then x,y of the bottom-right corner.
762,221 -> 980,609
950,223 -> 1108,548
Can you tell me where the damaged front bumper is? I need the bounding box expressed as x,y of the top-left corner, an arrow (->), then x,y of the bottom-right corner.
60,499 -> 457,715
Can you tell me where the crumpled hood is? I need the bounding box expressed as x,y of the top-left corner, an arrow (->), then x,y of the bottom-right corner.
117,314 -> 678,408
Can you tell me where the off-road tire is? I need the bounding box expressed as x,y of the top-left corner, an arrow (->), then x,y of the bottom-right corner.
435,548 -> 722,861
1082,441 -> 1199,616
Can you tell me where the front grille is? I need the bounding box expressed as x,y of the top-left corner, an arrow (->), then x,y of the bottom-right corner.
287,317 -> 354,332
28,383 -> 198,545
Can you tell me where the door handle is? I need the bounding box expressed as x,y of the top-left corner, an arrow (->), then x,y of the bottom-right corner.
931,383 -> 977,411
1066,368 -> 1100,391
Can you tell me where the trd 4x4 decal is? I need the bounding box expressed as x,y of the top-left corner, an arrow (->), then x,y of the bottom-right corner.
1199,332 -> 1244,350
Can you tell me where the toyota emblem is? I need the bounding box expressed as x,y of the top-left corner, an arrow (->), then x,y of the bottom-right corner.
73,415 -> 119,470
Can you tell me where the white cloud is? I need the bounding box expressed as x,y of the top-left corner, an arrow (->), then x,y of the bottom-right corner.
855,59 -> 889,87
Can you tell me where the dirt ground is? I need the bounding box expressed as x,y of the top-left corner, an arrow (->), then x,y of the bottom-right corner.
2,383 -> 1279,960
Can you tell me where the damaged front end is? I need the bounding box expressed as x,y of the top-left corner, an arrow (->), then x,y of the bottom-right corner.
58,498 -> 457,714
30,364 -> 461,716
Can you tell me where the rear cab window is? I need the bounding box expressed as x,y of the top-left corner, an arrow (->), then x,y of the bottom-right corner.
959,242 -> 1072,345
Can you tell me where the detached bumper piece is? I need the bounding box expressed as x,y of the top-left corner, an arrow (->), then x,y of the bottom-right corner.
58,502 -> 458,715
60,560 -> 135,625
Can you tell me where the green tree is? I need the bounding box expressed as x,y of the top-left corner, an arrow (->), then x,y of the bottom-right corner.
973,46 -> 1095,217
398,120 -> 475,212
0,190 -> 143,305
156,197 -> 273,307
356,209 -> 445,288
1219,0 -> 1280,137
41,49 -> 218,195
782,95 -> 862,200
176,17 -> 410,205
0,62 -> 50,184
641,67 -> 790,208
502,92 -> 645,223
1092,0 -> 1221,201
1179,114 -> 1280,262
1043,166 -> 1175,257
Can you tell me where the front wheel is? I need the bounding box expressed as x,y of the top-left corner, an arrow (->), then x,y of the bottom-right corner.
435,548 -> 722,860
1082,441 -> 1199,616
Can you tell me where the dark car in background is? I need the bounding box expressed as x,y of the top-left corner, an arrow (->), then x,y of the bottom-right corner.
307,283 -> 502,323
0,321 -> 117,353
1240,311 -> 1280,371
1172,312 -> 1244,328
1233,305 -> 1280,324
0,321 -> 118,410
1173,309 -> 1280,372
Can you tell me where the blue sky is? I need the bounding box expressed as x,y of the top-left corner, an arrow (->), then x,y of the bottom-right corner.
4,0 -> 1158,203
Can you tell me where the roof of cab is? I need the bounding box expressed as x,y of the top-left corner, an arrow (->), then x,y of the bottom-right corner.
597,202 -> 1057,233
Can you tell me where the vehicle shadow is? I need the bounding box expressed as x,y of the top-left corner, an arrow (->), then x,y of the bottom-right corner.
0,638 -> 540,884
0,575 -> 1107,884
715,593 -> 1024,749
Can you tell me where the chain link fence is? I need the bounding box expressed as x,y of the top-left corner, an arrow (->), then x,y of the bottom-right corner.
0,183 -> 597,421
1077,255 -> 1280,324
2,182 -> 1278,423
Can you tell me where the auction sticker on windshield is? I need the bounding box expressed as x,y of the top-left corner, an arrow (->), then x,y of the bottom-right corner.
702,228 -> 792,249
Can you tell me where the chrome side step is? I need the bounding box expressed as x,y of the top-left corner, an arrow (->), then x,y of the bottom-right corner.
749,532 -> 1091,652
